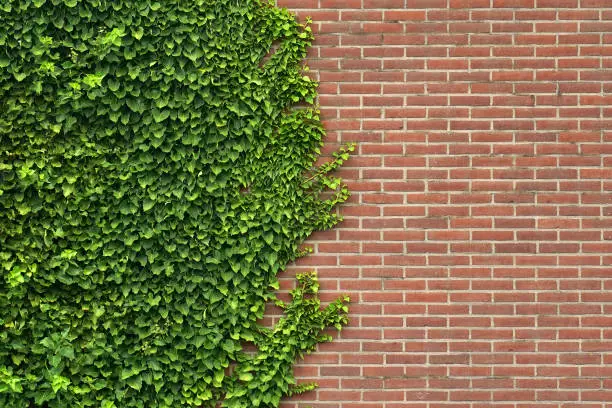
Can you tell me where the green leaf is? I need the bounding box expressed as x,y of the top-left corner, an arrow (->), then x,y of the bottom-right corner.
59,346 -> 75,360
263,231 -> 274,245
132,27 -> 144,40
126,376 -> 142,391
108,78 -> 120,92
152,109 -> 170,123
82,72 -> 105,88
51,375 -> 70,393
238,372 -> 253,382
62,184 -> 74,197
143,198 -> 155,212
13,72 -> 27,82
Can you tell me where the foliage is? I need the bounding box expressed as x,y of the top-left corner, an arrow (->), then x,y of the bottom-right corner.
0,0 -> 352,406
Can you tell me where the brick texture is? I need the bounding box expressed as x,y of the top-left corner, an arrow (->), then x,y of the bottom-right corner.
273,1 -> 612,407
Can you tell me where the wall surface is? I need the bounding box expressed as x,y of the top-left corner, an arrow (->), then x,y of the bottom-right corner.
274,1 -> 612,407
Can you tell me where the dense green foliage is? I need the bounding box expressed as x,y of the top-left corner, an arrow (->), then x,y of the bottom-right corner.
0,0 -> 351,406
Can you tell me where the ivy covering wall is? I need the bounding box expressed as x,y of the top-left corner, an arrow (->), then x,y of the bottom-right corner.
0,0 -> 351,406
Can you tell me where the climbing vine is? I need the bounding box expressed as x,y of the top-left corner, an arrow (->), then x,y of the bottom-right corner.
0,0 -> 352,406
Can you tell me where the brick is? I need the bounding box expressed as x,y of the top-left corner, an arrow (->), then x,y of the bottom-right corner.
493,0 -> 534,6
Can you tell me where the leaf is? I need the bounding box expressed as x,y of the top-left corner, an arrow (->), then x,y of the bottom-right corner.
126,376 -> 142,391
13,72 -> 27,82
62,184 -> 75,197
51,375 -> 70,393
108,78 -> 120,92
132,27 -> 144,40
59,346 -> 75,360
82,72 -> 105,88
142,198 -> 155,212
238,372 -> 253,382
152,109 -> 170,123
40,337 -> 54,349
127,98 -> 144,113
213,371 -> 224,386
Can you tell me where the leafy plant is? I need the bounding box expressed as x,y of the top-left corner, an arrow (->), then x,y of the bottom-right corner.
0,0 -> 352,406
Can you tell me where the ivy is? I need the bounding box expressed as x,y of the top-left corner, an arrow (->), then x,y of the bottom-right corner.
0,1 -> 352,407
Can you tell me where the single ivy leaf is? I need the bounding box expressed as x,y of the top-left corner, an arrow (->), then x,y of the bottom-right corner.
152,109 -> 170,123
13,72 -> 27,82
132,27 -> 144,40
126,376 -> 142,391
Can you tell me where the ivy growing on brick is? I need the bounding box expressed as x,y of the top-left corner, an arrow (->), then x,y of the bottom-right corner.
0,0 -> 352,406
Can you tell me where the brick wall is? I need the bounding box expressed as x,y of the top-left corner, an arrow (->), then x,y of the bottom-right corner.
275,1 -> 612,406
